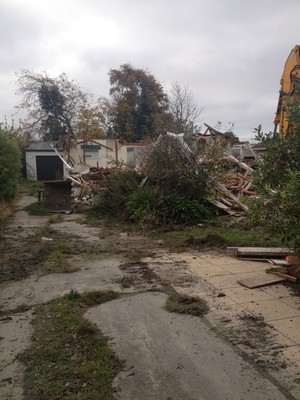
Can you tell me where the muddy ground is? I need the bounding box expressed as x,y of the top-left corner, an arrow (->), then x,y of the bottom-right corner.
0,193 -> 299,399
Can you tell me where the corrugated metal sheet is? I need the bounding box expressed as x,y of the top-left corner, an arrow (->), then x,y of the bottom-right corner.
26,141 -> 55,151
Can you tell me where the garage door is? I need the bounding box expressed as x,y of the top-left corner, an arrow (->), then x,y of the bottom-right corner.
36,156 -> 63,181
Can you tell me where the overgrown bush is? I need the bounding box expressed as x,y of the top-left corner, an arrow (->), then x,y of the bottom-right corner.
126,189 -> 210,226
141,135 -> 212,201
91,135 -> 224,225
0,128 -> 21,202
250,82 -> 300,254
92,169 -> 143,218
250,169 -> 300,254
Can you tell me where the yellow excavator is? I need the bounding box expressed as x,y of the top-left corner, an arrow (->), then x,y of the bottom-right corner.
274,44 -> 300,134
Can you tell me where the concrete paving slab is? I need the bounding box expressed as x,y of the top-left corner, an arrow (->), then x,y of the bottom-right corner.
206,304 -> 251,327
163,253 -> 216,268
190,265 -> 231,277
85,292 -> 288,400
203,273 -> 242,289
0,311 -> 33,399
262,284 -> 295,298
0,256 -> 124,311
218,262 -> 269,274
202,255 -> 245,265
142,255 -> 174,264
279,296 -> 300,310
224,286 -> 276,304
241,299 -> 300,322
270,316 -> 300,344
279,345 -> 300,371
209,294 -> 238,308
272,346 -> 300,399
234,271 -> 275,280
268,330 -> 300,348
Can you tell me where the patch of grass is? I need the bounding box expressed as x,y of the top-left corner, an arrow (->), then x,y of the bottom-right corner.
77,290 -> 120,307
22,291 -> 120,400
80,252 -> 99,260
24,202 -> 50,216
20,179 -> 43,196
46,243 -> 79,273
0,201 -> 13,228
63,289 -> 120,307
159,225 -> 282,248
48,213 -> 63,224
64,288 -> 81,301
40,223 -> 56,236
165,293 -> 209,316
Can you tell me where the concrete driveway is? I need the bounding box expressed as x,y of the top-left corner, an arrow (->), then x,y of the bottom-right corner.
1,194 -> 299,399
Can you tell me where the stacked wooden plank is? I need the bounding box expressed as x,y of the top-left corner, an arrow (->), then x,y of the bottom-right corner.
229,247 -> 299,288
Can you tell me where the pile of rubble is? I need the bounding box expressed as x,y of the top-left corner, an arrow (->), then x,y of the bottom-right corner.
211,152 -> 257,216
197,124 -> 264,216
70,167 -> 113,193
229,247 -> 300,287
51,125 -> 265,216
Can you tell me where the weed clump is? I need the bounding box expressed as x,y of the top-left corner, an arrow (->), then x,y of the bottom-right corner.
24,202 -> 50,216
48,213 -> 63,224
46,243 -> 77,273
165,293 -> 209,316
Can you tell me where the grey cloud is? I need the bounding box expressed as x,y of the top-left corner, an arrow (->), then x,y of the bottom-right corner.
0,0 -> 299,139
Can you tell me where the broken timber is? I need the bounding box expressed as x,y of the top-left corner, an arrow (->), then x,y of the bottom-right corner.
269,271 -> 298,283
238,274 -> 286,289
229,247 -> 294,258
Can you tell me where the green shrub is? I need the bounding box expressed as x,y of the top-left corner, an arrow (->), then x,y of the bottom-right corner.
141,135 -> 212,200
92,169 -> 143,218
24,202 -> 50,216
158,192 -> 211,225
126,189 -> 210,226
125,188 -> 158,224
251,83 -> 300,255
21,179 -> 43,196
0,129 -> 21,202
250,170 -> 300,254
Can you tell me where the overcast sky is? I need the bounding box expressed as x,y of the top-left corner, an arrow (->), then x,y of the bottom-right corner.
1,0 -> 299,140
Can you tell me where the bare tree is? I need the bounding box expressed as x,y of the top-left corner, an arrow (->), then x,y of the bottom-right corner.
16,70 -> 89,140
169,82 -> 203,134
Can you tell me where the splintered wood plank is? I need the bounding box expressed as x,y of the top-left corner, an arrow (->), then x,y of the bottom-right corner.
269,271 -> 298,283
237,274 -> 285,289
268,259 -> 290,266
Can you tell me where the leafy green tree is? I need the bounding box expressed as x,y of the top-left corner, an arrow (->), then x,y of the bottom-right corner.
16,70 -> 89,140
76,104 -> 107,140
106,64 -> 173,141
0,128 -> 21,202
0,119 -> 32,177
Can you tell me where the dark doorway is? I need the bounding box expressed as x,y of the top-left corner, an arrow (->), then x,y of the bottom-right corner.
36,156 -> 63,181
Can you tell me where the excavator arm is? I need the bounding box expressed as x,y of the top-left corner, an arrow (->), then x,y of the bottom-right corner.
274,45 -> 300,134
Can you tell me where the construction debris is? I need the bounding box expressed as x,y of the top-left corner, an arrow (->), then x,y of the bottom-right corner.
70,167 -> 113,192
229,247 -> 299,288
237,274 -> 286,289
269,270 -> 298,283
196,124 -> 262,216
232,247 -> 294,258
